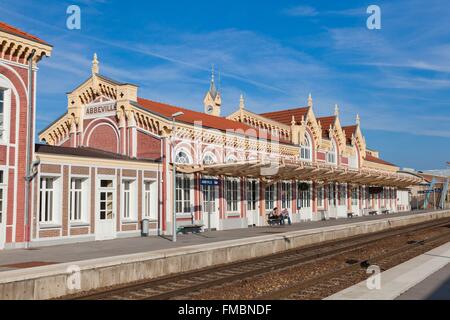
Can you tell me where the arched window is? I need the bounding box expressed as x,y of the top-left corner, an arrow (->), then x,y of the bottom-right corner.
202,153 -> 216,165
0,78 -> 12,144
327,140 -> 337,165
225,155 -> 237,163
300,133 -> 312,161
349,146 -> 359,169
175,150 -> 192,164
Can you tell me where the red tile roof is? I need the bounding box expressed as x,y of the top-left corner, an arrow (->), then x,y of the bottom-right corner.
342,125 -> 357,145
259,107 -> 309,125
135,97 -> 290,144
36,144 -> 161,162
364,152 -> 397,167
317,116 -> 336,139
0,21 -> 50,45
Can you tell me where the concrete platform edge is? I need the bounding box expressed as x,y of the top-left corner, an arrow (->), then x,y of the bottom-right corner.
0,210 -> 449,300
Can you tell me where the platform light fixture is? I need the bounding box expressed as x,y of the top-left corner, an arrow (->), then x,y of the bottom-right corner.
171,111 -> 184,242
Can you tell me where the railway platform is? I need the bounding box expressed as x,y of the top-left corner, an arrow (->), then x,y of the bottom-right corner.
326,241 -> 450,300
0,209 -> 449,299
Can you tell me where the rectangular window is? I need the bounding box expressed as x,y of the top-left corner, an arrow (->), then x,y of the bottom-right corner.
298,182 -> 311,208
122,180 -> 137,220
123,181 -> 131,219
143,181 -> 156,219
69,178 -> 85,222
246,180 -> 257,211
339,185 -> 346,205
0,89 -> 4,141
176,175 -> 191,214
317,186 -> 324,208
328,183 -> 337,207
265,184 -> 276,210
351,187 -> 358,206
281,182 -> 291,209
39,177 -> 56,223
327,152 -> 336,164
225,179 -> 239,212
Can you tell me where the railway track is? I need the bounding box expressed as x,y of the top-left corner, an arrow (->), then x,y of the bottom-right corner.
260,230 -> 450,300
69,218 -> 450,300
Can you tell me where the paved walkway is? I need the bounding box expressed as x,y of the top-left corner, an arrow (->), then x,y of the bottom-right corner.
0,210 -> 432,272
396,262 -> 450,300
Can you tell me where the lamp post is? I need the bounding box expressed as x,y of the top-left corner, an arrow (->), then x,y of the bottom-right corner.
171,111 -> 184,242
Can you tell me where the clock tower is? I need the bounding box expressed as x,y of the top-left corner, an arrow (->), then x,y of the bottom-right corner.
203,67 -> 221,116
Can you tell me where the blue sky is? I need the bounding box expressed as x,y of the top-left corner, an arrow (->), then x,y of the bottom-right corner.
1,0 -> 449,170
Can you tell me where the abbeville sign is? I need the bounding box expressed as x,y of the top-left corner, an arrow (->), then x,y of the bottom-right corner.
84,101 -> 117,119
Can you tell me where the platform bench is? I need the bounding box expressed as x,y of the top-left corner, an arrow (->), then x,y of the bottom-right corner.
347,212 -> 354,218
177,225 -> 203,234
369,210 -> 378,216
381,209 -> 390,214
267,217 -> 282,226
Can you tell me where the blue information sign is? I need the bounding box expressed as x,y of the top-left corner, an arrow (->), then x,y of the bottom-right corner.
200,179 -> 219,186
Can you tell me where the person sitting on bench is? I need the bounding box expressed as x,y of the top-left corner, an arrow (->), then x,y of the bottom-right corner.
268,207 -> 282,225
280,208 -> 292,225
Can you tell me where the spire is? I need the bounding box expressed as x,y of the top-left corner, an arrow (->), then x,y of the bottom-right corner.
209,64 -> 217,98
92,53 -> 99,75
334,104 -> 339,117
239,93 -> 245,110
307,93 -> 313,107
356,114 -> 360,126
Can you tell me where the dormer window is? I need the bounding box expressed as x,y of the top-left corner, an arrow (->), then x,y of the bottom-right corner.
327,140 -> 337,165
300,133 -> 312,161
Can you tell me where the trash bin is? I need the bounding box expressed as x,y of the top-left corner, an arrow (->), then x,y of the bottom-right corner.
141,219 -> 149,237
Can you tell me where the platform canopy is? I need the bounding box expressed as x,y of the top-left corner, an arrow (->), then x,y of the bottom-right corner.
176,159 -> 423,188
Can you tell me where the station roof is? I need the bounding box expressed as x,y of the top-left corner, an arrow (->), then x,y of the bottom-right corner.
176,159 -> 421,187
342,125 -> 357,145
134,97 -> 292,144
35,144 -> 161,163
0,21 -> 50,46
317,116 -> 336,138
364,152 -> 396,167
259,106 -> 309,126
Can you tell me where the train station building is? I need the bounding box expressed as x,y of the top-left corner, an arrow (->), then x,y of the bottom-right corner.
0,22 -> 422,249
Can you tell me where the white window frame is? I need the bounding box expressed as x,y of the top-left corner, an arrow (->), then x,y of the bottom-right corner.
175,174 -> 192,215
143,180 -> 158,220
317,185 -> 324,208
121,179 -> 137,221
328,183 -> 337,207
339,184 -> 347,205
351,187 -> 359,206
281,181 -> 291,209
69,177 -> 89,224
246,180 -> 258,211
0,85 -> 11,144
175,150 -> 192,164
298,182 -> 311,209
300,133 -> 312,161
265,183 -> 277,211
39,176 -> 61,225
327,140 -> 337,165
202,152 -> 217,165
225,178 -> 240,213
